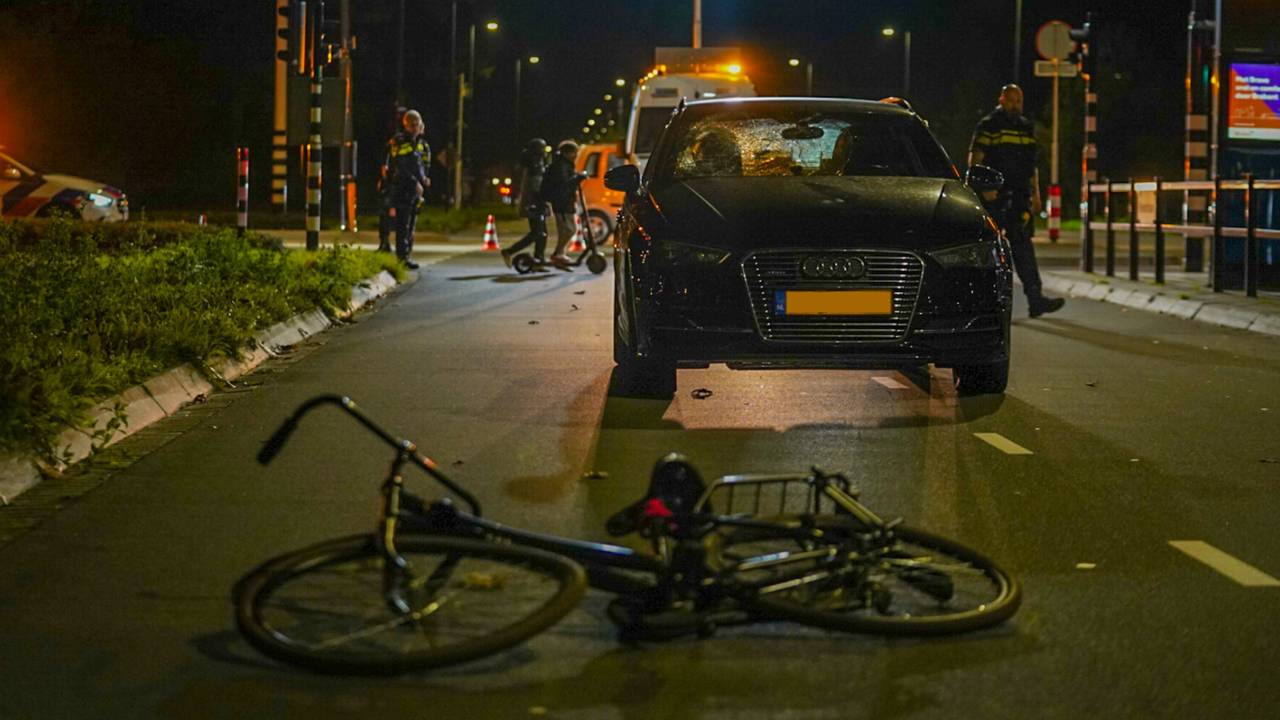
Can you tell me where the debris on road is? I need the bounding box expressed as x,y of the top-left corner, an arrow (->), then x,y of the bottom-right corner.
571,304 -> 579,311
1262,458 -> 1279,464
691,388 -> 713,399
573,290 -> 586,295
452,460 -> 465,466
1085,381 -> 1097,388
528,320 -> 540,325
582,470 -> 609,480
1075,562 -> 1097,570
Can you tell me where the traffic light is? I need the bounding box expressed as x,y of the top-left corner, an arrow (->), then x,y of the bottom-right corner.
276,1 -> 309,75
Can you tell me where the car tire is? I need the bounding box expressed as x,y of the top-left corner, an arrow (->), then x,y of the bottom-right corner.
612,281 -> 676,398
953,359 -> 1009,396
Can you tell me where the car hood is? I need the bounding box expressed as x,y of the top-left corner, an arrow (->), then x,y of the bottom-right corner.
648,176 -> 986,250
41,173 -> 124,197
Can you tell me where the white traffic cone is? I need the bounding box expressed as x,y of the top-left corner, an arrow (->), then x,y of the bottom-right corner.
482,214 -> 501,251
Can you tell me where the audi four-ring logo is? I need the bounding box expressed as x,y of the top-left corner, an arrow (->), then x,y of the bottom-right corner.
801,255 -> 867,279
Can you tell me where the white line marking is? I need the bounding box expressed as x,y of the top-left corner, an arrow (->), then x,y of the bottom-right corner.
872,376 -> 908,390
1168,541 -> 1280,587
973,433 -> 1034,455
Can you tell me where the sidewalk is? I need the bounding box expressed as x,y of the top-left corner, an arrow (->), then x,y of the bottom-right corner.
1031,232 -> 1280,337
266,219 -> 527,253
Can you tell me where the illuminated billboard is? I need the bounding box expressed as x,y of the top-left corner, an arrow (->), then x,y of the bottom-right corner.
1229,63 -> 1280,141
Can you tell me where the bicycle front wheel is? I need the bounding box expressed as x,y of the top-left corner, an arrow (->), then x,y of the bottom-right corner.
235,534 -> 587,675
713,517 -> 1020,636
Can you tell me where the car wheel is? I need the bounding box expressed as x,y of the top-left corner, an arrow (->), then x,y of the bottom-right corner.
952,359 -> 1009,396
611,278 -> 675,398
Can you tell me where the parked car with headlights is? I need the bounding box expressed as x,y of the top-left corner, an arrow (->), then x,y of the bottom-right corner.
606,97 -> 1013,397
0,150 -> 128,222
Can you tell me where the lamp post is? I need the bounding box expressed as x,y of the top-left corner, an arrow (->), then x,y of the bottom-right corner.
788,57 -> 813,95
882,27 -> 911,97
515,55 -> 538,148
453,20 -> 498,209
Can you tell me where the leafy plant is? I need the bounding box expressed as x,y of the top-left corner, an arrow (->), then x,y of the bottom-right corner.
0,218 -> 403,460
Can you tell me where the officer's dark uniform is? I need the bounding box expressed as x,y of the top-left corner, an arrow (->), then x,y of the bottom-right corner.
969,107 -> 1045,303
503,140 -> 549,263
382,131 -> 430,263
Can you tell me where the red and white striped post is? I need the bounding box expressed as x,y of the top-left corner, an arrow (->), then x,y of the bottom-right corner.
236,147 -> 250,236
1048,184 -> 1061,241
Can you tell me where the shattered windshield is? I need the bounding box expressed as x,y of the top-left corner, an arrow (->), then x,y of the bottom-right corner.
667,109 -> 954,180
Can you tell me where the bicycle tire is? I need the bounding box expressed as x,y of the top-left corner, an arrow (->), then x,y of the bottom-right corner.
234,534 -> 587,675
711,516 -> 1020,636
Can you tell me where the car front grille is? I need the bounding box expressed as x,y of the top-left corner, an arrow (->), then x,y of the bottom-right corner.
741,249 -> 924,343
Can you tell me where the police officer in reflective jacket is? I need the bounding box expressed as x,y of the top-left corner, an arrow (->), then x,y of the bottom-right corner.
381,110 -> 430,269
969,84 -> 1064,317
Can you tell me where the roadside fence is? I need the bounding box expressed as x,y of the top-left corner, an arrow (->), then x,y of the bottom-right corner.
1083,176 -> 1280,297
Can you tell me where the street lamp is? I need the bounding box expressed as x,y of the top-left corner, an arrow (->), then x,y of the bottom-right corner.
453,19 -> 500,209
515,55 -> 540,149
789,57 -> 813,95
614,77 -> 626,87
882,26 -> 912,97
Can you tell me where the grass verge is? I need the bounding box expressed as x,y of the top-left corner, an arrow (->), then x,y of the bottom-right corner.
0,218 -> 404,461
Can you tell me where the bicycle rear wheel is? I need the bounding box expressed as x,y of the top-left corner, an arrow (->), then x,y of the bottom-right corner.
712,517 -> 1020,636
235,534 -> 587,675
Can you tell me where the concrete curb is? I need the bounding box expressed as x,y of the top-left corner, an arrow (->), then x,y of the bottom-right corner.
1042,270 -> 1280,338
0,271 -> 400,505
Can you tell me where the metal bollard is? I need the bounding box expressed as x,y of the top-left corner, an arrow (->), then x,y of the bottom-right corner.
1245,174 -> 1258,298
236,147 -> 249,237
1212,175 -> 1224,292
1128,179 -> 1138,281
1154,177 -> 1164,284
1105,179 -> 1116,277
1083,183 -> 1095,273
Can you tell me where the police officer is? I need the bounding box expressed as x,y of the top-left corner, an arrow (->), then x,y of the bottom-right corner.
968,84 -> 1064,318
382,110 -> 430,269
501,138 -> 550,267
375,107 -> 407,253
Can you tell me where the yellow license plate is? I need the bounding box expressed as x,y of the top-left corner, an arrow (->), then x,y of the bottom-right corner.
776,290 -> 893,316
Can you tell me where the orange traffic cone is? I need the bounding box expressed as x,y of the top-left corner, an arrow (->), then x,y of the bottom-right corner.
481,214 -> 501,250
567,213 -> 586,253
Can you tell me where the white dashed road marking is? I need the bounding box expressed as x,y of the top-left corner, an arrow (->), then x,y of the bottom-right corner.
1168,541 -> 1280,587
872,376 -> 908,390
973,433 -> 1034,455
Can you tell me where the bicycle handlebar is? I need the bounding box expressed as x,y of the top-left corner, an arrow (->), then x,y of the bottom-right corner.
257,394 -> 481,516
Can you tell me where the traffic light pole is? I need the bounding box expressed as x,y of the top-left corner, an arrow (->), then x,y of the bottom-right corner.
305,0 -> 324,250
272,0 -> 293,214
339,0 -> 356,232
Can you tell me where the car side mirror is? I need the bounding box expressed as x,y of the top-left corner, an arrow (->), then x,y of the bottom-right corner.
604,164 -> 641,193
965,165 -> 1004,194
3,166 -> 20,180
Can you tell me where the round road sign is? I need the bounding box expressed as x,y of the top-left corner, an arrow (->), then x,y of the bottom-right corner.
1036,20 -> 1076,61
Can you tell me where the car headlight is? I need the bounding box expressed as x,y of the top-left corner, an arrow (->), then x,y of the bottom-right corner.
656,240 -> 731,265
928,242 -> 1000,269
88,193 -> 115,208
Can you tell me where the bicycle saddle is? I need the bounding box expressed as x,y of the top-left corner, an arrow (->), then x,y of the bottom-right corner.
605,453 -> 707,537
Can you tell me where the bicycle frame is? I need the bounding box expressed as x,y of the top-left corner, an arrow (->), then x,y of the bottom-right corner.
259,395 -> 904,614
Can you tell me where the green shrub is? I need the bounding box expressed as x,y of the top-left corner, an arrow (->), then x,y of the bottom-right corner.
0,218 -> 403,460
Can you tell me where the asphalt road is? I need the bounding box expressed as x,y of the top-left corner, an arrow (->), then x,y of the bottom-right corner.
2,250 -> 1278,719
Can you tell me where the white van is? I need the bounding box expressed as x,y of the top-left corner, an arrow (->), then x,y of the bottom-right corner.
625,48 -> 757,171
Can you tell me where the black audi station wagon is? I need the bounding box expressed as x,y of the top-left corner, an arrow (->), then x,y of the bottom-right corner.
605,97 -> 1013,398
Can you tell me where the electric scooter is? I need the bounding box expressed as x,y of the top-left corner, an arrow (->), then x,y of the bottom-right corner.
512,182 -> 608,275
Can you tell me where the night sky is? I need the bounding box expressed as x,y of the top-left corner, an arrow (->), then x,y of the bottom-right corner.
0,0 -> 1198,214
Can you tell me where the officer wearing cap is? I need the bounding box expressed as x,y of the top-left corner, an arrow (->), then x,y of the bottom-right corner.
382,110 -> 430,269
969,84 -> 1064,317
